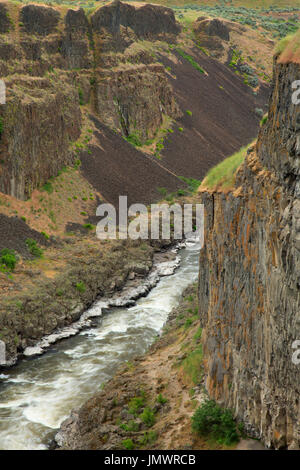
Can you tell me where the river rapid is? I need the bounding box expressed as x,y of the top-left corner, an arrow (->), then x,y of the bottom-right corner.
0,239 -> 200,450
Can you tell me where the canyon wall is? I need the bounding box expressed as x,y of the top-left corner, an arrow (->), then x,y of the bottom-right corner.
0,1 -> 180,199
199,57 -> 300,449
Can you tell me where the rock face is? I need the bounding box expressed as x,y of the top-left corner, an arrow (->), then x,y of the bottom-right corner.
0,2 -> 180,200
20,4 -> 60,36
94,64 -> 180,141
194,18 -> 230,41
0,77 -> 81,199
0,3 -> 11,33
198,57 -> 300,449
91,1 -> 180,40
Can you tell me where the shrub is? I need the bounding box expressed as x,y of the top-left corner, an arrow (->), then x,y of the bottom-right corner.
122,438 -> 134,450
140,407 -> 155,427
125,133 -> 142,147
0,117 -> 3,137
128,396 -> 145,416
76,281 -> 86,293
25,238 -> 43,258
186,110 -> 192,116
260,115 -> 268,126
138,431 -> 157,446
42,182 -> 53,194
120,420 -> 139,432
176,48 -> 205,74
157,393 -> 167,405
192,400 -> 239,445
83,223 -> 95,231
78,87 -> 84,105
0,248 -> 17,271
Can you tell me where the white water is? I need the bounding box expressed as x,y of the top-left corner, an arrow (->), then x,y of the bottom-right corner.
0,240 -> 200,450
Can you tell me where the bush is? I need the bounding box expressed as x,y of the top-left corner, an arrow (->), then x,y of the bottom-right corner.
122,438 -> 134,450
25,238 -> 43,258
42,182 -> 53,194
76,281 -> 86,293
157,393 -> 168,405
125,133 -> 142,147
0,117 -> 3,137
192,400 -> 239,445
0,248 -> 17,271
140,407 -> 155,427
128,396 -> 145,416
83,223 -> 95,231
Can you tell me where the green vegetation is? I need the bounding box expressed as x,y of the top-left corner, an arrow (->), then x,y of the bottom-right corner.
181,343 -> 203,384
0,117 -> 3,137
176,48 -> 206,74
75,281 -> 86,293
0,249 -> 17,272
201,145 -> 249,190
122,438 -> 135,450
138,431 -> 157,446
42,182 -> 53,194
173,4 -> 300,40
192,400 -> 239,446
78,87 -> 84,106
128,395 -> 145,416
178,176 -> 201,193
157,393 -> 168,405
83,223 -> 95,231
125,133 -> 142,147
276,30 -> 300,62
120,420 -> 139,432
25,238 -> 43,258
260,115 -> 268,126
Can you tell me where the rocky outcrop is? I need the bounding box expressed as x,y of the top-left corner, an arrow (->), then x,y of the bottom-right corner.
94,64 -> 181,141
91,1 -> 180,47
0,3 -> 12,33
198,57 -> 300,449
0,76 -> 81,199
194,18 -> 230,41
0,2 -> 180,200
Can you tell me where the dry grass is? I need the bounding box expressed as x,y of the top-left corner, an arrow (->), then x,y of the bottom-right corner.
277,29 -> 300,64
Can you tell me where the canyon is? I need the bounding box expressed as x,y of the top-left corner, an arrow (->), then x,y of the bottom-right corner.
0,0 -> 299,452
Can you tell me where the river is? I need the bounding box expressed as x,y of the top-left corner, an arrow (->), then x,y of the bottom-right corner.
0,239 -> 200,450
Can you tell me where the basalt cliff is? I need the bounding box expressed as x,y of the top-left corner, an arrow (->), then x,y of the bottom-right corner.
199,56 -> 300,449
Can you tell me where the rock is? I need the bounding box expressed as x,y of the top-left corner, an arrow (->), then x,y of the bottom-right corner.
20,5 -> 60,36
194,18 -> 230,41
0,3 -> 12,34
91,0 -> 180,41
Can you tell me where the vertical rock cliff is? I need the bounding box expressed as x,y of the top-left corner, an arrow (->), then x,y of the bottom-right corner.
198,55 -> 300,449
0,1 -> 180,200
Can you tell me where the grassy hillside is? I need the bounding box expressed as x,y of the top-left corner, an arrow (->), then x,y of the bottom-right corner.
200,145 -> 249,190
277,29 -> 300,62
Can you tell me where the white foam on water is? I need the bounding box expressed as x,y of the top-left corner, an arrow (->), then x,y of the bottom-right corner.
0,238 -> 200,450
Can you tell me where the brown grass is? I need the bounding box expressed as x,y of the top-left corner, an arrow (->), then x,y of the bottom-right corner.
277,30 -> 300,64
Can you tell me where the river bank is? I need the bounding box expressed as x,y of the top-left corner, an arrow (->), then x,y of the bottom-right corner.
55,279 -> 266,451
0,234 -> 184,367
0,236 -> 201,449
